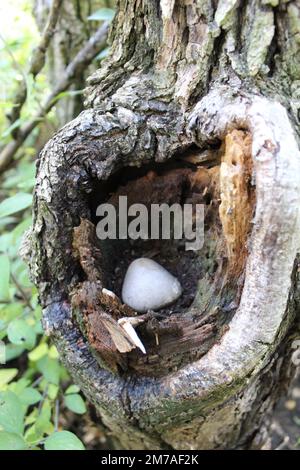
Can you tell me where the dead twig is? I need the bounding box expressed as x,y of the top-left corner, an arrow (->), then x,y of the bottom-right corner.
6,0 -> 64,129
0,22 -> 109,174
54,399 -> 60,432
10,272 -> 34,311
271,420 -> 294,450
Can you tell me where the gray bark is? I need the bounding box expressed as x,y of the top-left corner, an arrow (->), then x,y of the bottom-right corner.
25,0 -> 300,450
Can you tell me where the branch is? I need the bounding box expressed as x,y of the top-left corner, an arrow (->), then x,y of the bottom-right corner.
0,22 -> 109,174
6,0 -> 64,128
10,272 -> 34,312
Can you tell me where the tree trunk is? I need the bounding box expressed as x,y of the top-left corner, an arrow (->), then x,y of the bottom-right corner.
34,0 -> 108,125
26,0 -> 300,450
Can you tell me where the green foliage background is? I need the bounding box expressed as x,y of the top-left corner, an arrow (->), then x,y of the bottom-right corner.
0,0 -> 114,451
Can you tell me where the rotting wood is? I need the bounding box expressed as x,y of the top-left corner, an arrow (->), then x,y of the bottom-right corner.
69,158 -> 236,377
219,130 -> 255,277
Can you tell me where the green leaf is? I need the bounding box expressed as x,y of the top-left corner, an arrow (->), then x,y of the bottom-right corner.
44,431 -> 85,450
35,399 -> 52,435
0,233 -> 12,253
49,89 -> 84,106
7,319 -> 36,350
0,431 -> 27,450
0,391 -> 25,434
64,394 -> 86,414
28,343 -> 48,361
3,162 -> 35,191
33,318 -> 43,335
47,384 -> 59,400
4,344 -> 24,361
8,378 -> 29,395
0,369 -> 18,387
48,344 -> 59,359
65,384 -> 80,395
88,8 -> 115,21
37,357 -> 60,385
0,255 -> 10,301
0,216 -> 17,228
0,193 -> 32,218
24,424 -> 44,445
20,388 -> 42,406
24,410 -> 54,444
11,217 -> 32,246
0,118 -> 22,139
24,408 -> 38,426
0,302 -> 23,324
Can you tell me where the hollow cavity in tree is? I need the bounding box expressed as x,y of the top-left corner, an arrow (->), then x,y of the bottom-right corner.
70,129 -> 255,377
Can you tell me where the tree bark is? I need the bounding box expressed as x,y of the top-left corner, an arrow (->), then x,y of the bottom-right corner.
26,0 -> 300,449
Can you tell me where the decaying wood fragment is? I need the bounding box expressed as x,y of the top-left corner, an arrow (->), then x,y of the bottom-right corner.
73,218 -> 104,283
219,130 -> 255,276
71,280 -> 142,372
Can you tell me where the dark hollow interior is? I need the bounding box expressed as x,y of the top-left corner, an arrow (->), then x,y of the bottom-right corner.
87,149 -> 224,318
71,136 -> 253,376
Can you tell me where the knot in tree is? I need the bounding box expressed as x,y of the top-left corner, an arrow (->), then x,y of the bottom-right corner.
25,0 -> 300,450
